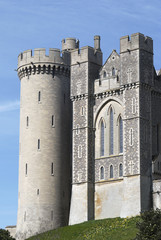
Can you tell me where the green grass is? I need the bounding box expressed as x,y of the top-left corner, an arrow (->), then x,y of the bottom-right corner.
27,217 -> 140,240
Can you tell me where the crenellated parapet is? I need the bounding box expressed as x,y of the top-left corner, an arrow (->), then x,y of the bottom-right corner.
120,32 -> 153,54
71,46 -> 102,66
18,48 -> 70,80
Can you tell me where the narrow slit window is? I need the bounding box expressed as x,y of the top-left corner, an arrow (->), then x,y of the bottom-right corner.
38,139 -> 40,150
100,121 -> 104,156
52,115 -> 55,127
51,162 -> 54,175
76,124 -> 80,135
38,91 -> 41,102
25,163 -> 27,176
37,189 -> 39,195
26,116 -> 29,127
81,107 -> 84,116
110,165 -> 113,178
112,67 -> 115,76
100,166 -> 104,180
132,98 -> 136,114
119,163 -> 123,177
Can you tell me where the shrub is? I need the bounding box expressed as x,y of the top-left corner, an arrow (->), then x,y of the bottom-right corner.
134,209 -> 161,240
0,229 -> 15,240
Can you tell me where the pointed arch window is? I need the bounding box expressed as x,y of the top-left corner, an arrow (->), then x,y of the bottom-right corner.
100,120 -> 104,156
110,108 -> 114,155
100,166 -> 104,180
112,67 -> 115,76
110,165 -> 113,178
119,117 -> 123,153
103,71 -> 106,78
119,163 -> 123,177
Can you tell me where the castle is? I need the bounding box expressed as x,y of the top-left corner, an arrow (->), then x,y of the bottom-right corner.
14,33 -> 161,239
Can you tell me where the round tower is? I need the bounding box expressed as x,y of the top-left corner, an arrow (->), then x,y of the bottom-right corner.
16,43 -> 75,239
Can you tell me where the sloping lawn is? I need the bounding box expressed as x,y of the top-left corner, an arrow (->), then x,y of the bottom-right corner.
27,217 -> 139,240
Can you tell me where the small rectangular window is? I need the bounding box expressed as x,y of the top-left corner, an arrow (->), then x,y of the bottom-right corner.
52,115 -> 55,127
38,139 -> 40,150
38,91 -> 41,102
25,163 -> 27,176
37,189 -> 39,195
51,162 -> 54,175
26,116 -> 29,127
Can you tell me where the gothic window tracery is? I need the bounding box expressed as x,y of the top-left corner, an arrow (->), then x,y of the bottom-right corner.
110,108 -> 114,155
119,116 -> 123,153
100,120 -> 104,156
112,67 -> 115,76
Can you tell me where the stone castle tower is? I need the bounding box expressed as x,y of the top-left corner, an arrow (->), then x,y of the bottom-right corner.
15,33 -> 161,239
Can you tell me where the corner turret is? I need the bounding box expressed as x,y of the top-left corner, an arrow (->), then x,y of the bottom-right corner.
62,38 -> 79,51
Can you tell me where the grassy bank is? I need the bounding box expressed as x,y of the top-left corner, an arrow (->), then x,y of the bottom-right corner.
27,216 -> 139,240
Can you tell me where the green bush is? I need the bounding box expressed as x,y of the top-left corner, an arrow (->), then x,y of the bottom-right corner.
134,209 -> 161,240
0,229 -> 15,240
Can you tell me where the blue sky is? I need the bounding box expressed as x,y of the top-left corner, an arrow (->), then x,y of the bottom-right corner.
0,0 -> 161,229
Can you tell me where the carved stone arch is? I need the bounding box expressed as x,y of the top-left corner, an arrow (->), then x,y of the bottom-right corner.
100,165 -> 105,180
116,114 -> 122,126
37,65 -> 41,74
48,65 -> 51,74
107,104 -> 115,116
29,66 -> 32,74
52,65 -> 55,77
43,65 -> 46,74
25,67 -> 28,75
98,117 -> 106,129
94,97 -> 123,128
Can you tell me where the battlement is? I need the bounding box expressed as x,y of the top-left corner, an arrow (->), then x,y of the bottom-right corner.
18,48 -> 70,68
62,38 -> 79,51
71,46 -> 102,66
120,33 -> 153,53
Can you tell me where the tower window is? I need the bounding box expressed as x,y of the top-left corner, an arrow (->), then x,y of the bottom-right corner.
76,124 -> 80,135
132,98 -> 136,114
26,116 -> 29,127
110,165 -> 113,178
110,108 -> 114,155
103,71 -> 106,78
119,163 -> 123,177
37,189 -> 39,195
38,91 -> 41,102
38,139 -> 40,150
100,166 -> 104,180
52,115 -> 55,127
119,117 -> 123,153
51,162 -> 54,175
81,107 -> 84,116
112,67 -> 115,76
25,163 -> 27,176
100,120 -> 104,156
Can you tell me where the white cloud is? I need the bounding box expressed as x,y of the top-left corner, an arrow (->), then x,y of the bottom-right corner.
0,100 -> 20,113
